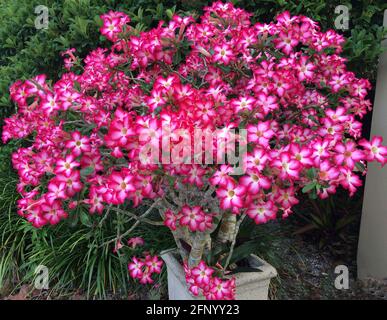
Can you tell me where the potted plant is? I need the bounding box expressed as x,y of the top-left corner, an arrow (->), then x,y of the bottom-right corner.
3,1 -> 386,300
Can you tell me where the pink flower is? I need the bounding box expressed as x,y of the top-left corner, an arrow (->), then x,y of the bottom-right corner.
55,171 -> 83,197
271,152 -> 301,179
208,277 -> 235,300
101,17 -> 121,40
213,44 -> 234,65
128,255 -> 163,284
239,171 -> 271,195
113,240 -> 123,253
209,165 -> 233,187
65,131 -> 91,156
289,143 -> 314,167
232,96 -> 256,113
164,209 -> 178,231
318,161 -> 340,181
197,213 -> 213,232
274,31 -> 299,55
339,168 -> 363,196
359,136 -> 387,165
127,237 -> 144,249
296,56 -> 315,81
139,270 -> 154,284
329,74 -> 350,92
25,205 -> 47,228
255,93 -> 278,115
247,121 -> 275,148
179,205 -> 205,232
216,180 -> 246,211
183,261 -> 236,300
128,257 -> 144,279
275,187 -> 299,209
311,139 -> 331,164
247,200 -> 277,224
41,200 -> 68,225
191,261 -> 214,286
106,112 -> 135,147
54,154 -> 79,176
334,141 -> 364,169
244,148 -> 269,172
145,89 -> 166,112
46,180 -> 67,202
100,11 -> 130,42
144,255 -> 163,274
107,170 -> 135,204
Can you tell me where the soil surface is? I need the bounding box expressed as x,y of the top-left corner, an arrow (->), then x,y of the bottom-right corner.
265,223 -> 387,300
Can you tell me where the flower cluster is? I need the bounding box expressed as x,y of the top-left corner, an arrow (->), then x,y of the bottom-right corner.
100,11 -> 131,42
164,206 -> 213,232
3,1 -> 387,300
113,236 -> 145,253
128,255 -> 163,284
184,261 -> 236,300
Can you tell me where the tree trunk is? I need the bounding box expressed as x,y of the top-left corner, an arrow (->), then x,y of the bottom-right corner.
216,211 -> 236,243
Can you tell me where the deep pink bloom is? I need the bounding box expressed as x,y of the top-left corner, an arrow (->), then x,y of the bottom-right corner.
213,44 -> 234,65
359,136 -> 387,165
65,131 -> 91,156
334,141 -> 364,169
164,209 -> 178,231
144,255 -> 163,274
247,200 -> 277,224
179,205 -> 205,232
191,261 -> 214,286
271,152 -> 301,179
216,180 -> 246,211
54,154 -> 79,176
41,200 -> 68,225
247,121 -> 275,148
128,257 -> 144,279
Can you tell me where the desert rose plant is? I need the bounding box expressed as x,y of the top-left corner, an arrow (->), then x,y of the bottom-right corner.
2,2 -> 387,300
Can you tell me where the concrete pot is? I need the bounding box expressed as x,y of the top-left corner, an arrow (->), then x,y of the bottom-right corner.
161,250 -> 277,300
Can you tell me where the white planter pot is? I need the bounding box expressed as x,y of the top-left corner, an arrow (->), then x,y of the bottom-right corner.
161,250 -> 277,300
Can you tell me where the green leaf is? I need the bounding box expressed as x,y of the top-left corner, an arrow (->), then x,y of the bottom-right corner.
221,240 -> 258,267
306,168 -> 316,180
80,211 -> 92,227
302,182 -> 316,193
227,266 -> 263,274
80,166 -> 94,177
166,9 -> 173,20
73,81 -> 81,92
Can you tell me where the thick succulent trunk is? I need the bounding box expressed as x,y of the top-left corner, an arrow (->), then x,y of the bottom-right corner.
188,233 -> 210,267
216,211 -> 236,243
157,182 -> 230,267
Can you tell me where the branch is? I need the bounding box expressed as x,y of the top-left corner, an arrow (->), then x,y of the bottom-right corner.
100,199 -> 162,247
110,200 -> 163,225
222,214 -> 247,275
